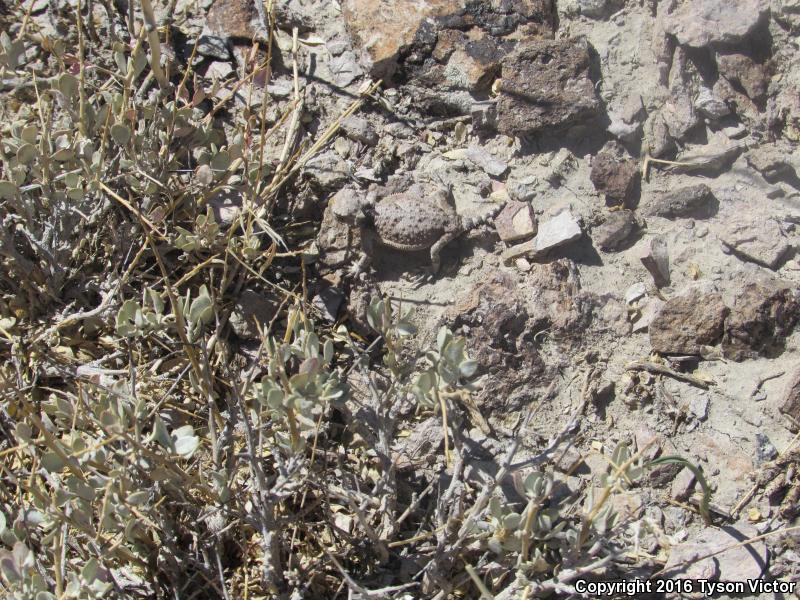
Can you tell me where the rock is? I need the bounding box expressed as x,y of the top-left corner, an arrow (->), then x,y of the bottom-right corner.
196,34 -> 230,60
207,189 -> 243,227
663,523 -> 767,580
593,210 -> 638,251
443,41 -> 503,92
780,368 -> 800,431
671,466 -> 696,501
590,141 -> 639,204
465,147 -> 508,177
553,445 -> 583,474
642,184 -> 717,219
694,87 -> 730,120
689,395 -> 709,420
718,216 -> 792,270
661,0 -> 767,48
526,260 -> 591,334
494,201 -> 536,243
638,236 -> 670,288
723,281 -> 800,360
559,0 -> 619,19
304,151 -> 351,189
534,211 -> 582,254
448,272 -> 547,415
312,286 -> 345,322
755,433 -> 778,464
391,417 -> 442,470
229,289 -> 275,340
329,52 -> 364,87
496,37 -> 601,137
649,289 -> 729,355
341,0 -> 457,78
607,94 -> 646,142
205,60 -> 235,80
506,172 -> 540,202
717,53 -> 770,103
632,298 -> 665,333
206,0 -> 270,43
745,145 -> 799,183
340,116 -> 378,146
625,283 -> 647,305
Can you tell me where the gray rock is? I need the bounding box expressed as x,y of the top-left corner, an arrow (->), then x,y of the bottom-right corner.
755,433 -> 778,464
207,189 -> 243,227
670,466 -> 696,501
465,146 -> 508,177
534,211 -> 582,254
642,184 -> 716,219
638,236 -> 670,288
661,0 -> 767,48
496,37 -> 601,137
632,298 -> 665,333
312,286 -> 345,322
718,217 -> 792,270
695,87 -> 730,120
304,151 -> 351,189
506,172 -> 539,202
229,289 -> 275,340
196,33 -> 230,60
341,115 -> 378,146
663,523 -> 767,580
593,210 -> 638,251
559,0 -> 618,19
624,283 -> 647,305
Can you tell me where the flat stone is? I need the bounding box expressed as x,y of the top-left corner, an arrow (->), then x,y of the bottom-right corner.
534,211 -> 582,254
494,201 -> 536,243
649,289 -> 729,355
625,283 -> 647,305
671,466 -> 696,501
642,184 -> 717,219
205,60 -> 235,80
196,34 -> 230,60
593,210 -> 637,251
496,37 -> 601,137
312,286 -> 345,323
638,236 -> 670,287
304,151 -> 351,189
718,217 -> 792,270
559,0 -> 618,19
590,141 -> 639,203
465,146 -> 508,177
341,0 -> 458,78
661,0 -> 767,48
229,289 -> 275,340
663,523 -> 767,580
723,281 -> 800,361
631,298 -> 665,333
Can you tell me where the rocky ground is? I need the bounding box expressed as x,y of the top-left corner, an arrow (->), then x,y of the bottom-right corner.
5,0 -> 800,597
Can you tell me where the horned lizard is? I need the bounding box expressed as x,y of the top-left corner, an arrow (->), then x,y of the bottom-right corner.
332,182 -> 503,276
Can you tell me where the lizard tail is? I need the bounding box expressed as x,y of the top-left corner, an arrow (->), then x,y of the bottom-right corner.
462,200 -> 507,231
